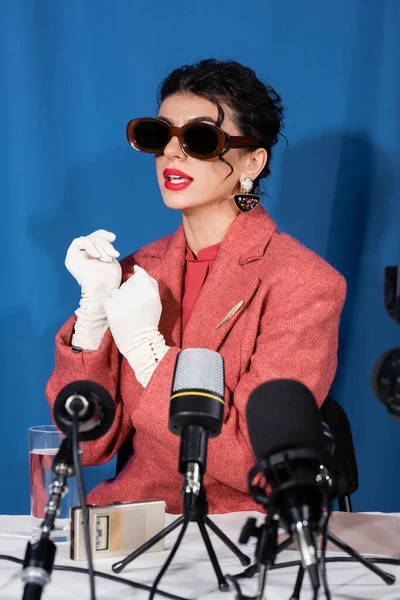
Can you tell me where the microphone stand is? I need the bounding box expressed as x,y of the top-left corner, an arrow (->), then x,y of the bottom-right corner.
239,512 -> 295,600
112,444 -> 251,598
240,514 -> 395,600
21,437 -> 75,600
239,467 -> 396,600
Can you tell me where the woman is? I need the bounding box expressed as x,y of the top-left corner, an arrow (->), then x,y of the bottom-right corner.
46,59 -> 346,514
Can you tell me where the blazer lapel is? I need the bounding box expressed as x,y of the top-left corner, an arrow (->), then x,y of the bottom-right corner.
182,252 -> 260,351
182,206 -> 277,351
149,225 -> 187,348
146,205 -> 277,352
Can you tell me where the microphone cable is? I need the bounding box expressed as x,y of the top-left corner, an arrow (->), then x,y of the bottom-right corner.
320,504 -> 332,600
1,551 -> 399,600
0,554 -> 190,600
227,554 -> 400,600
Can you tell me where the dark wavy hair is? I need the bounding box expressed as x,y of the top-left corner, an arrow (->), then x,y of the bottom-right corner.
157,58 -> 285,193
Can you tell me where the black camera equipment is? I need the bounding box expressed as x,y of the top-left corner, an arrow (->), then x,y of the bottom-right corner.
384,266 -> 400,325
372,266 -> 400,418
111,349 -> 250,599
240,379 -> 395,600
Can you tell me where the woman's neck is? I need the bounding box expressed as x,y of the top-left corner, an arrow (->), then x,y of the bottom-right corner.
182,202 -> 239,256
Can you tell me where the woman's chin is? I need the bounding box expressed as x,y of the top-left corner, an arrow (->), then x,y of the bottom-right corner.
161,191 -> 200,211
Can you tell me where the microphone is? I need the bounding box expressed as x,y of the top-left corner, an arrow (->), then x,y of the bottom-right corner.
371,348 -> 400,419
246,379 -> 326,592
22,381 -> 114,600
169,348 -> 224,503
53,380 -> 115,441
111,347 -> 250,583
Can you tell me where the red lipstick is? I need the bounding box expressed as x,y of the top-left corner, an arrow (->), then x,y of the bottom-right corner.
163,168 -> 193,191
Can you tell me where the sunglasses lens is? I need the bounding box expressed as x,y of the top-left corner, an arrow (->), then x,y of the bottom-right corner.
185,125 -> 220,156
134,121 -> 169,151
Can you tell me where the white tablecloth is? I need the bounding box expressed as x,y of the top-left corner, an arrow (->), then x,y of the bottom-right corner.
1,512 -> 400,599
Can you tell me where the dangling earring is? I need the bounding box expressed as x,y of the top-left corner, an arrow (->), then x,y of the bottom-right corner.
233,177 -> 261,213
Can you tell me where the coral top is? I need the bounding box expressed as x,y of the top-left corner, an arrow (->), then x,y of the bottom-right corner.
182,243 -> 220,333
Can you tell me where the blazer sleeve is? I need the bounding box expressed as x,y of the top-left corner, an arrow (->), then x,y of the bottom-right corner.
131,272 -> 347,494
45,316 -> 133,466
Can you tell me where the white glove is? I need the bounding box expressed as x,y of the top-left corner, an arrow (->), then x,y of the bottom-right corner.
103,265 -> 169,387
65,229 -> 122,350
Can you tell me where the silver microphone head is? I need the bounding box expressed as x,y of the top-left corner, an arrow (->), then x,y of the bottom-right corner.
172,348 -> 224,397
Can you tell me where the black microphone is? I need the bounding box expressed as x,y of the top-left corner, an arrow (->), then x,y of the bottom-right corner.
371,348 -> 400,419
53,380 -> 115,441
22,381 -> 114,600
246,379 -> 326,592
169,348 -> 224,503
109,348 -> 250,583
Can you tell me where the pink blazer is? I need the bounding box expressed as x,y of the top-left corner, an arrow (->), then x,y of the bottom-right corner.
46,206 -> 346,513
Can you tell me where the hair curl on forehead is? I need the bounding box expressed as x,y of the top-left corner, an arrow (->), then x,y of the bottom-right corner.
157,58 -> 286,193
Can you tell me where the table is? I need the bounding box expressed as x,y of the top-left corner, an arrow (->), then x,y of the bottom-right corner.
1,512 -> 400,599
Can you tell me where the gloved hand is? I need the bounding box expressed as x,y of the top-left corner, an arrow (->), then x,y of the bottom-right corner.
65,229 -> 122,350
104,265 -> 169,387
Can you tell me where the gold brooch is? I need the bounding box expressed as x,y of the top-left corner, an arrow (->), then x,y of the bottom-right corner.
215,300 -> 245,329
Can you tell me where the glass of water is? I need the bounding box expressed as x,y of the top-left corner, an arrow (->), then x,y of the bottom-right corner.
29,425 -> 80,542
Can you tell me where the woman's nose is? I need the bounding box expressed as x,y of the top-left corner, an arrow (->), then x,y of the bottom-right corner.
163,135 -> 186,161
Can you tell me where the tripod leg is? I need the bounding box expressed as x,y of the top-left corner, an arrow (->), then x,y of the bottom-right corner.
239,562 -> 260,579
236,534 -> 295,580
257,563 -> 268,600
149,517 -> 189,600
204,516 -> 251,566
289,565 -> 305,600
197,517 -> 229,591
277,535 -> 295,553
327,532 -> 395,585
112,514 -> 186,573
320,515 -> 331,600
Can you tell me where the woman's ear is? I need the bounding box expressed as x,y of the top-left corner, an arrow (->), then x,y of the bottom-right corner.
241,148 -> 268,182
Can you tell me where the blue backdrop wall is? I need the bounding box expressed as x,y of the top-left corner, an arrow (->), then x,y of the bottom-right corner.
1,0 -> 399,514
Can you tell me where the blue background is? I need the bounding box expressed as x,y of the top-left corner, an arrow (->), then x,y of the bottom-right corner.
1,0 -> 399,514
